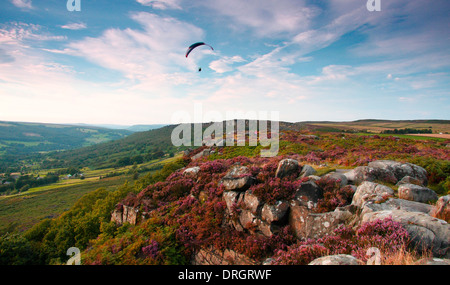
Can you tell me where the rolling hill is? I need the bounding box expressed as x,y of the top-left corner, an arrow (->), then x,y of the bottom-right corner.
0,121 -> 133,172
303,119 -> 450,134
42,124 -> 181,170
2,119 -> 448,172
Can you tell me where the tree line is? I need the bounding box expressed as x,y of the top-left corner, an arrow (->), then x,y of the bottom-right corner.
381,128 -> 432,134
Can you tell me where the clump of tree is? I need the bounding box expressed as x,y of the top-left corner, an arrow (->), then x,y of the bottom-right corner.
381,128 -> 432,134
0,157 -> 190,264
0,173 -> 60,195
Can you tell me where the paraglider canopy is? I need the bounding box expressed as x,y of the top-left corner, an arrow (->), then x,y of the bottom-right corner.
185,42 -> 214,58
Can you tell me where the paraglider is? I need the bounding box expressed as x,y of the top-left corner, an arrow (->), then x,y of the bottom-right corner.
185,42 -> 214,58
186,42 -> 214,72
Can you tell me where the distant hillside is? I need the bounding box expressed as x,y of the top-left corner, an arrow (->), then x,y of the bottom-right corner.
77,123 -> 167,132
40,121 -> 300,170
0,121 -> 132,172
125,124 -> 167,132
2,119 -> 448,172
43,125 -> 181,170
303,119 -> 450,134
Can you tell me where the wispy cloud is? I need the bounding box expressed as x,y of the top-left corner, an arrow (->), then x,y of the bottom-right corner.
209,56 -> 245,73
60,22 -> 87,30
11,0 -> 32,9
1,0 -> 449,124
67,12 -> 204,94
200,0 -> 318,37
136,0 -> 182,10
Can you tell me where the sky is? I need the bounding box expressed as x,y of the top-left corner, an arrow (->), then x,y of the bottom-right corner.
0,0 -> 449,125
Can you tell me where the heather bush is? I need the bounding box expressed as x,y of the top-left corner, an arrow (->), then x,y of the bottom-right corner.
281,131 -> 450,170
315,178 -> 355,213
250,177 -> 300,205
273,242 -> 328,265
272,218 -> 413,265
82,216 -> 187,265
210,225 -> 297,261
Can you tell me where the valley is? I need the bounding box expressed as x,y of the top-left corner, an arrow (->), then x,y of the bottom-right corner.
0,119 -> 448,265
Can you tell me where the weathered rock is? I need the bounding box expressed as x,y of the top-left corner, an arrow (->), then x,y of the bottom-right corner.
300,134 -> 319,140
309,254 -> 364,265
258,221 -> 280,237
396,175 -> 424,186
275,159 -> 300,179
111,207 -> 123,225
344,166 -> 396,185
192,246 -> 258,265
239,209 -> 257,230
220,166 -> 255,191
307,175 -> 321,182
192,148 -> 211,160
111,205 -> 139,226
360,197 -> 434,218
361,210 -> 450,258
368,160 -> 428,186
414,257 -> 450,265
289,201 -> 353,239
242,190 -> 262,215
344,166 -> 373,184
294,181 -> 323,209
324,172 -> 348,187
223,191 -> 240,213
351,181 -> 395,208
299,165 -> 316,178
262,258 -> 275,265
432,195 -> 450,222
398,184 -> 438,203
261,200 -> 289,223
183,166 -> 200,178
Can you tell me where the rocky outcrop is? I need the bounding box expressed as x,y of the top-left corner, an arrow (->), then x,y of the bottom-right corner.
111,205 -> 139,226
191,246 -> 258,265
112,158 -> 450,264
220,165 -> 255,191
192,148 -> 211,160
396,175 -> 424,186
222,188 -> 288,237
294,180 -> 322,209
398,184 -> 438,203
368,160 -> 428,186
275,159 -> 300,178
351,181 -> 394,208
309,254 -> 364,265
432,195 -> 450,222
222,160 -> 447,259
261,201 -> 289,224
289,202 -> 355,239
360,197 -> 434,218
361,210 -> 450,258
299,164 -> 316,178
183,166 -> 200,178
414,257 -> 450,265
323,172 -> 348,187
344,166 -> 396,185
344,160 -> 428,186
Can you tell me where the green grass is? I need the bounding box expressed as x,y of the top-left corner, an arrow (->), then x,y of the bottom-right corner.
1,140 -> 53,146
0,154 -> 182,234
0,175 -> 128,234
354,132 -> 446,141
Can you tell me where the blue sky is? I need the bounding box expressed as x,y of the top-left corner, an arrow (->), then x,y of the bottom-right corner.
0,0 -> 449,125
